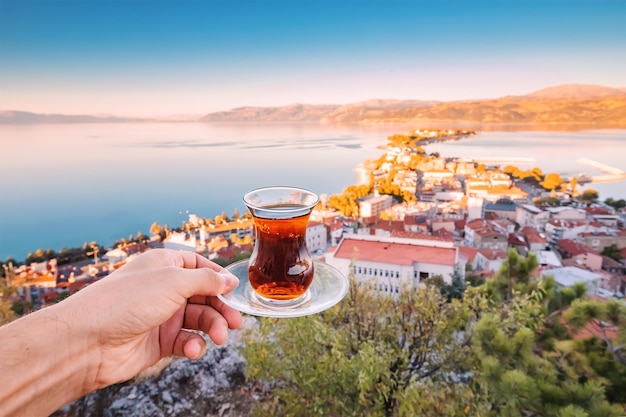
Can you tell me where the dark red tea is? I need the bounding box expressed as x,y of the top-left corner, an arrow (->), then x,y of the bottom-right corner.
248,205 -> 314,300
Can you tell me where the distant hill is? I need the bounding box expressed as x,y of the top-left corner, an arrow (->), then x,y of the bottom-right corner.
524,84 -> 626,99
199,103 -> 340,122
344,96 -> 626,125
200,84 -> 626,126
2,84 -> 625,126
0,111 -> 148,124
319,99 -> 440,123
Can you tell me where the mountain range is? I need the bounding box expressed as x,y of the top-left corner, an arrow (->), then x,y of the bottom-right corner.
2,84 -> 626,126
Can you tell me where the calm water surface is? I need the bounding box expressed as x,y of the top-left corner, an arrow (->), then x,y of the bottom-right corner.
1,122 -> 624,261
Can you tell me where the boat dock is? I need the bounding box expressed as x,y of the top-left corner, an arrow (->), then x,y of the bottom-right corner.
575,158 -> 626,184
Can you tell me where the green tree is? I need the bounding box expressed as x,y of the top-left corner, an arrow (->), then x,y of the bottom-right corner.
469,303 -> 622,417
327,184 -> 372,217
243,282 -> 472,417
503,164 -> 521,178
605,198 -> 626,210
149,222 -> 163,238
242,249 -> 625,416
581,189 -> 599,203
493,249 -> 538,301
569,177 -> 579,197
533,196 -> 561,206
542,172 -> 564,191
0,279 -> 17,325
564,298 -> 626,366
601,244 -> 621,262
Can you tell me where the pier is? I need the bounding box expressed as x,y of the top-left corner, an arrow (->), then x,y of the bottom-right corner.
574,158 -> 626,184
471,156 -> 536,165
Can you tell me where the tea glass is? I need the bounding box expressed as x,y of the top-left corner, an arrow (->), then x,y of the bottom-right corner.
244,186 -> 319,307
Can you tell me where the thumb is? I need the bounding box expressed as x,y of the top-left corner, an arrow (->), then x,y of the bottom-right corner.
172,329 -> 207,360
172,267 -> 240,299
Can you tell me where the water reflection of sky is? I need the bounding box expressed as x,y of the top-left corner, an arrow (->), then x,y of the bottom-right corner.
0,123 -> 624,260
135,134 -> 364,151
428,131 -> 626,176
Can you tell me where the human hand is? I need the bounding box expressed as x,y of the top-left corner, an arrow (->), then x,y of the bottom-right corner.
60,248 -> 242,391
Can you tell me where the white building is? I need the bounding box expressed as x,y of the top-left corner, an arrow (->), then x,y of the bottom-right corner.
306,221 -> 327,252
358,194 -> 393,218
546,206 -> 587,221
535,250 -> 562,268
105,248 -> 129,264
515,204 -> 550,231
324,234 -> 458,296
540,266 -> 602,295
163,232 -> 197,252
467,197 -> 483,221
544,219 -> 589,244
475,249 -> 507,272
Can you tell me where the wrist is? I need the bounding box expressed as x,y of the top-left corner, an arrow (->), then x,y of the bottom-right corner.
0,300 -> 99,416
46,297 -> 102,395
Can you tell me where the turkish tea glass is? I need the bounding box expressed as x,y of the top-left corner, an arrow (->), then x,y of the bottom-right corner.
244,186 -> 319,307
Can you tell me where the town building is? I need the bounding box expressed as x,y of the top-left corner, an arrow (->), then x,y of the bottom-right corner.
541,266 -> 602,295
324,234 -> 458,296
306,221 -> 327,253
515,204 -> 550,231
483,198 -> 518,221
578,230 -> 626,252
475,248 -> 508,272
555,239 -> 603,271
545,219 -> 589,245
545,206 -> 587,222
357,194 -> 393,218
163,231 -> 197,252
464,219 -> 508,251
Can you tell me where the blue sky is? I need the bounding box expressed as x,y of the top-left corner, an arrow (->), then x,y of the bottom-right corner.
1,0 -> 625,117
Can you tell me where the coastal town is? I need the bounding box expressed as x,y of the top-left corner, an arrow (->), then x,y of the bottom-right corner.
2,128 -> 626,312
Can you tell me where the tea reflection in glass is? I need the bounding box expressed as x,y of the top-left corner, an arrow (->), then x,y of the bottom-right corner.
244,186 -> 319,305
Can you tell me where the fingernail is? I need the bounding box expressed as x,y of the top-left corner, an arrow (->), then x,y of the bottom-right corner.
220,270 -> 239,287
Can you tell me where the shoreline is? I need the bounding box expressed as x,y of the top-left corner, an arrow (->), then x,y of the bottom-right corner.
1,127 -> 624,263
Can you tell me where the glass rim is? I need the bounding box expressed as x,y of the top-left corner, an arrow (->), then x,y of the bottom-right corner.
243,186 -> 319,218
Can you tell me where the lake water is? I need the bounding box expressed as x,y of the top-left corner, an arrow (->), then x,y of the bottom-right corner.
1,122 -> 624,261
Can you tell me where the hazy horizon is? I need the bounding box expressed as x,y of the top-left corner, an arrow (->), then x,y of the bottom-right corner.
1,0 -> 625,118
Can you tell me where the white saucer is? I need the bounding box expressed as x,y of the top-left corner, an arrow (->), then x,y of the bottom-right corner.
217,259 -> 349,318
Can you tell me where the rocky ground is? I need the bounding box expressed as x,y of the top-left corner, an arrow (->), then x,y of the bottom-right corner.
52,318 -> 262,417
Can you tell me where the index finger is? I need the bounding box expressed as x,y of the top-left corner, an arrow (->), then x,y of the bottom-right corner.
168,250 -> 223,272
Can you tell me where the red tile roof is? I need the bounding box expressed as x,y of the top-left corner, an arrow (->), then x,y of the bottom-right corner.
466,219 -> 489,230
391,230 -> 453,242
329,221 -> 343,231
579,231 -> 607,237
570,319 -> 618,341
475,228 -> 502,238
376,219 -> 405,233
508,233 -> 527,246
520,226 -> 548,244
404,216 -> 428,226
433,228 -> 455,239
548,219 -> 587,229
585,207 -> 613,215
556,239 -> 599,256
333,238 -> 456,266
458,246 -> 479,262
478,248 -> 508,261
484,212 -> 501,220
